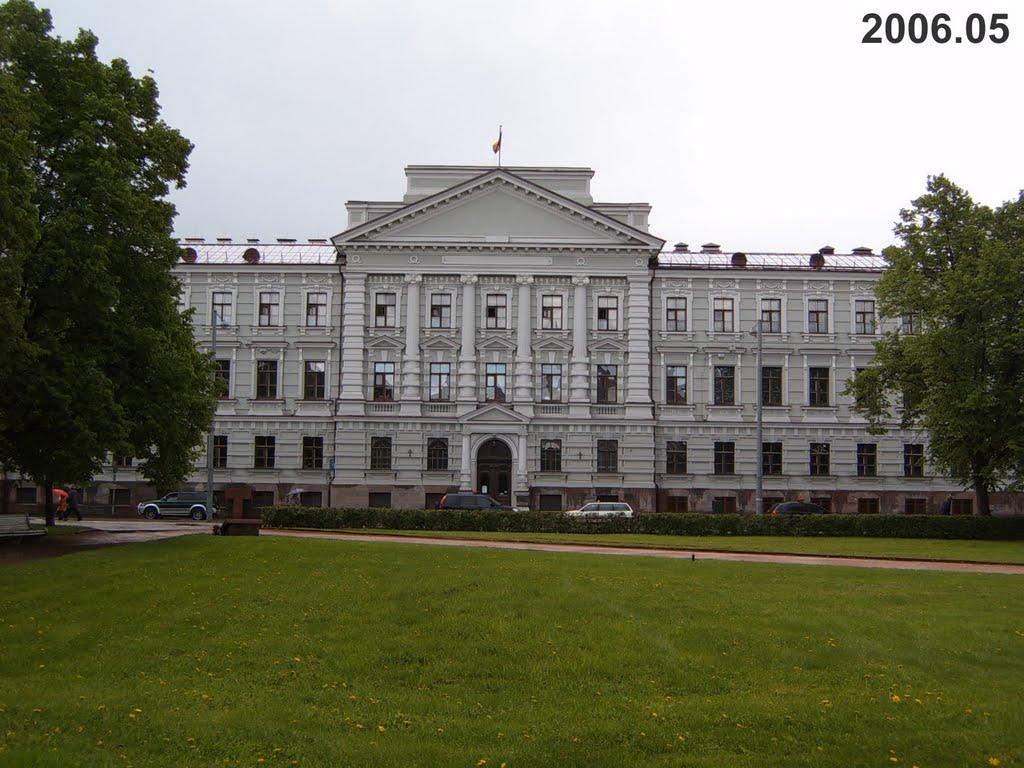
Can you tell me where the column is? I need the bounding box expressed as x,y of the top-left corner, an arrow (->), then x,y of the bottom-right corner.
513,275 -> 534,406
337,272 -> 367,416
460,433 -> 472,490
457,274 -> 478,404
569,276 -> 590,406
401,274 -> 422,409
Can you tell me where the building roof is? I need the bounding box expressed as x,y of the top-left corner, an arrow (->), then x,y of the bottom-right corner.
175,239 -> 337,265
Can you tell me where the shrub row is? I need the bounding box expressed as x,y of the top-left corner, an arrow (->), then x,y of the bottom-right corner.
261,506 -> 1024,540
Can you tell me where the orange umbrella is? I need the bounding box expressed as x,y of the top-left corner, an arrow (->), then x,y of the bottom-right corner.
52,488 -> 68,499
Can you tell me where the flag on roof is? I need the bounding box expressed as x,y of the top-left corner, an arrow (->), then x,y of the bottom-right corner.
492,126 -> 502,154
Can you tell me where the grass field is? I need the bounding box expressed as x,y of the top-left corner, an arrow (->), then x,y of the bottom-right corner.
1,535 -> 1021,767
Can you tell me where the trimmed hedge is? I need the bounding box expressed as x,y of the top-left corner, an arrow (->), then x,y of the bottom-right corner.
261,506 -> 1024,540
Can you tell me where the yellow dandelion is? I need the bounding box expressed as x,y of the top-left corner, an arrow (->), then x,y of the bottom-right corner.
889,758 -> 898,763
890,694 -> 901,703
377,725 -> 385,732
988,759 -> 1001,767
477,760 -> 488,766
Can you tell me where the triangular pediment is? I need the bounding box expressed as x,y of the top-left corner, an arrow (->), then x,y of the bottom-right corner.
333,170 -> 664,250
364,334 -> 405,351
461,402 -> 531,425
532,336 -> 573,353
420,335 -> 461,351
588,337 -> 629,354
477,335 -> 517,352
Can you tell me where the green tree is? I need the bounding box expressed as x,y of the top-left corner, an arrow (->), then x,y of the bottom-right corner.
0,0 -> 218,524
846,175 -> 1024,515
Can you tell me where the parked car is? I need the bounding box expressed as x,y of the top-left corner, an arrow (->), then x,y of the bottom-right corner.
565,502 -> 635,518
769,501 -> 830,516
137,492 -> 219,520
434,493 -> 520,512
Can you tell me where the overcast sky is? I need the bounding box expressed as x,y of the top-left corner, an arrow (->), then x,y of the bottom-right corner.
38,0 -> 1023,253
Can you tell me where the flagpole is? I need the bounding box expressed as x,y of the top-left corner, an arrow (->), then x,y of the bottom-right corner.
496,124 -> 502,167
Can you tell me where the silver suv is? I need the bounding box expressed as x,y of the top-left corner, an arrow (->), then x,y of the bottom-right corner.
137,492 -> 218,520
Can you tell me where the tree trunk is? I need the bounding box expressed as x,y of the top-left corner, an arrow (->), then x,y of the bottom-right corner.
972,474 -> 991,516
43,479 -> 55,527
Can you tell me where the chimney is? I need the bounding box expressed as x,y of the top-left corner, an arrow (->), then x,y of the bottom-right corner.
701,242 -> 721,253
852,246 -> 874,255
216,237 -> 231,243
672,242 -> 689,253
818,245 -> 835,255
277,238 -> 297,243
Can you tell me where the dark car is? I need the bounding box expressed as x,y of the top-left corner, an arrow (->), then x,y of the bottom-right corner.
769,501 -> 830,516
137,492 -> 219,520
435,493 -> 519,512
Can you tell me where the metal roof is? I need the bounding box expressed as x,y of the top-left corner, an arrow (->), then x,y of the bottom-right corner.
657,251 -> 886,272
175,240 -> 338,265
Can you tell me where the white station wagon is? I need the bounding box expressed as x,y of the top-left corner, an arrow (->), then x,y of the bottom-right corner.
565,502 -> 635,519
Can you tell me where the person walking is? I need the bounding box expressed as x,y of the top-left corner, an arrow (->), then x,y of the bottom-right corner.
67,487 -> 82,521
56,492 -> 69,521
940,493 -> 953,516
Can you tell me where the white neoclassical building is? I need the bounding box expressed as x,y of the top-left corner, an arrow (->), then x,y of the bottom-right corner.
76,164 -> 990,516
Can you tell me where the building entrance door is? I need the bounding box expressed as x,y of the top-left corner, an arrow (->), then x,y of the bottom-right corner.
476,438 -> 512,505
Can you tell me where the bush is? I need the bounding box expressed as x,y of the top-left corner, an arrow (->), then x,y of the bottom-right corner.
260,507 -> 1024,540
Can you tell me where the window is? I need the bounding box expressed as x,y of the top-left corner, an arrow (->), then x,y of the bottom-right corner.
538,494 -> 563,511
597,440 -> 618,472
541,364 -> 562,402
855,300 -> 876,334
213,435 -> 228,469
304,361 -> 326,400
429,363 -> 451,401
713,366 -> 735,406
110,488 -> 131,506
666,366 -> 687,404
763,442 -> 782,475
809,442 -> 830,476
666,297 -> 687,332
254,436 -> 276,469
807,299 -> 829,333
373,362 -> 395,401
370,437 -> 392,470
809,367 -> 830,407
713,442 -> 735,475
302,436 -> 324,469
951,498 -> 973,516
714,497 -> 737,514
215,359 -> 231,398
256,360 -> 278,399
597,296 -> 618,331
212,291 -> 233,325
597,365 -> 618,404
541,295 -> 563,330
114,455 -> 133,468
427,438 -> 448,471
810,497 -> 832,512
15,486 -> 36,504
258,291 -> 280,326
904,444 -> 924,477
666,496 -> 689,513
761,366 -> 782,406
374,293 -> 396,327
901,313 -> 920,334
430,293 -> 452,328
666,441 -> 687,474
905,498 -> 927,515
540,439 -> 562,472
858,497 -> 880,515
485,363 -> 506,402
856,444 -> 877,477
305,292 -> 327,327
368,492 -> 391,508
485,294 -> 507,329
713,297 -> 734,332
760,298 -> 781,333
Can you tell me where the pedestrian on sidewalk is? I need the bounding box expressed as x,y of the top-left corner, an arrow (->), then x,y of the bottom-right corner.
67,487 -> 82,521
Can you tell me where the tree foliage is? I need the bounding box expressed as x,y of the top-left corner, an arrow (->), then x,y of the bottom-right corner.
0,0 -> 218,522
845,175 -> 1024,514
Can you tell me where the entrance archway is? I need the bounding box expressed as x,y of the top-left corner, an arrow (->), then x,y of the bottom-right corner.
476,438 -> 513,505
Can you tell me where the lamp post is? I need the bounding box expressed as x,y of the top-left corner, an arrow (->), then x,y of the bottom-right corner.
750,319 -> 764,515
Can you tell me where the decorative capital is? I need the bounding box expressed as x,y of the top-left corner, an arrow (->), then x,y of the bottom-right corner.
460,274 -> 479,285
516,275 -> 535,285
572,276 -> 590,287
403,274 -> 423,284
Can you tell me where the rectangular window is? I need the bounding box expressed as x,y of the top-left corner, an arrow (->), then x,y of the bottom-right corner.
212,291 -> 233,325
858,497 -> 881,515
368,492 -> 391,508
809,367 -> 830,407
714,497 -> 737,514
430,293 -> 452,329
256,360 -> 278,399
370,437 -> 392,470
904,498 -> 927,515
713,442 -> 735,475
904,444 -> 925,477
373,362 -> 395,401
374,293 -> 396,328
541,295 -> 563,330
597,365 -> 618,404
666,296 -> 687,332
538,494 -> 563,511
713,297 -> 734,333
666,496 -> 689,513
951,499 -> 973,516
302,436 -> 324,469
541,364 -> 562,402
597,296 -> 618,331
901,313 -> 920,334
429,363 -> 451,401
761,366 -> 783,406
597,439 -> 618,472
305,292 -> 327,327
485,363 -> 506,402
666,366 -> 687,404
485,294 -> 507,329
666,441 -> 687,474
808,299 -> 829,333
212,435 -> 228,469
855,300 -> 876,334
856,444 -> 877,477
760,298 -> 781,333
114,455 -> 133,468
111,488 -> 131,506
427,438 -> 449,471
763,442 -> 782,476
15,487 -> 36,504
254,436 -> 276,469
810,497 -> 832,512
215,359 -> 231,398
713,365 -> 735,405
303,361 -> 326,400
810,442 -> 831,476
258,291 -> 280,327
540,439 -> 562,472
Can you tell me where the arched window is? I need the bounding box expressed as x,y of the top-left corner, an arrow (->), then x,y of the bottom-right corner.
427,438 -> 448,471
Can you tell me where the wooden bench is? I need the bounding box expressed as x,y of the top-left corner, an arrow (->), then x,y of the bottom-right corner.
0,513 -> 47,542
217,518 -> 261,536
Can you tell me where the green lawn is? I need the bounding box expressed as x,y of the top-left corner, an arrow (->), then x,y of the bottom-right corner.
1,536 -> 1021,767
